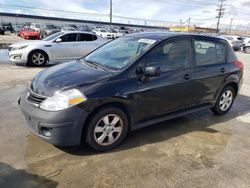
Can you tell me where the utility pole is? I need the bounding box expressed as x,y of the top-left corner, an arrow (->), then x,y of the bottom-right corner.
110,0 -> 112,28
228,18 -> 233,34
180,19 -> 182,26
188,17 -> 191,29
216,0 -> 226,33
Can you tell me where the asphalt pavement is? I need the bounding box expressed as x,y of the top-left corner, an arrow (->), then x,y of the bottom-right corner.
0,52 -> 249,188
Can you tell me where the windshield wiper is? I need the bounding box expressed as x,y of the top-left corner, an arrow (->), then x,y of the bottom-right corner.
83,59 -> 110,71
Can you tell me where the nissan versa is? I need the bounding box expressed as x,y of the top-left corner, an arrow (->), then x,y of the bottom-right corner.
19,32 -> 243,151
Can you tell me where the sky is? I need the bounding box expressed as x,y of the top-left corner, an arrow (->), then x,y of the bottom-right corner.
0,0 -> 249,31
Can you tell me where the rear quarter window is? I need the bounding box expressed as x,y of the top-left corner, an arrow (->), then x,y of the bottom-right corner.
194,40 -> 226,66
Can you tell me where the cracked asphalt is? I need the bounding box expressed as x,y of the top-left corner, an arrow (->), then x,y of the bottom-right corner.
0,52 -> 249,188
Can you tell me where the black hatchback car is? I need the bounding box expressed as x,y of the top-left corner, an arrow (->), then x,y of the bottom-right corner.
19,32 -> 243,151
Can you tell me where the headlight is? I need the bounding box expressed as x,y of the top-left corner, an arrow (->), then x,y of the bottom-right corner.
39,89 -> 87,111
11,45 -> 28,51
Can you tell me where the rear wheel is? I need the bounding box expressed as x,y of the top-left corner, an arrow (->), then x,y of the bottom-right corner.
27,51 -> 48,67
86,107 -> 128,151
245,47 -> 250,54
211,86 -> 235,115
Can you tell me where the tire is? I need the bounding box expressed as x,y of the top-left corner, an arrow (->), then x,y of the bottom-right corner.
211,86 -> 235,115
245,47 -> 250,54
86,107 -> 128,151
27,50 -> 48,67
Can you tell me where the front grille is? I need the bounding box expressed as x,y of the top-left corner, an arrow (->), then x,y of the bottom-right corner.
26,91 -> 46,105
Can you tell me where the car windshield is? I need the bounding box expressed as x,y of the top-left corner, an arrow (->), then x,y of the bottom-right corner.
83,37 -> 157,70
43,32 -> 63,41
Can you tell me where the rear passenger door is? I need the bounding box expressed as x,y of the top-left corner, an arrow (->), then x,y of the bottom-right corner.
192,36 -> 229,106
76,33 -> 100,57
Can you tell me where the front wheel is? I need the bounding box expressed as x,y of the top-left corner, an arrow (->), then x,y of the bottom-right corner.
211,86 -> 235,115
27,51 -> 48,67
86,107 -> 128,151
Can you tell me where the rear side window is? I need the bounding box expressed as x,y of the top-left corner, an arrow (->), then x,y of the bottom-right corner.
146,39 -> 191,71
78,34 -> 97,41
194,40 -> 226,66
60,33 -> 77,42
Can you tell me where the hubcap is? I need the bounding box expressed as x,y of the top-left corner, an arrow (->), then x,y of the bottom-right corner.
32,53 -> 45,65
219,90 -> 233,111
94,114 -> 123,146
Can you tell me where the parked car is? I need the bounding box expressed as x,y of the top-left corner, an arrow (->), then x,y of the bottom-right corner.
9,31 -> 107,66
13,24 -> 24,34
40,24 -> 61,38
1,23 -> 14,33
18,28 -> 40,40
19,32 -> 243,151
221,35 -> 243,50
61,27 -> 77,32
93,28 -> 114,39
237,36 -> 250,45
78,25 -> 92,32
109,28 -> 123,38
30,23 -> 42,32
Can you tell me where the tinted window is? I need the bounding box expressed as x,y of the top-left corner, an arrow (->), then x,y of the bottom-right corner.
60,34 -> 77,42
78,34 -> 97,41
146,39 -> 191,71
195,40 -> 226,66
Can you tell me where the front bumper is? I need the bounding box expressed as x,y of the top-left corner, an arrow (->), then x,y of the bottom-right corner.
9,49 -> 28,63
19,93 -> 88,146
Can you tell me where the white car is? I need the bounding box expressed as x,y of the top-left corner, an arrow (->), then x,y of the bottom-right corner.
30,23 -> 42,32
109,28 -> 124,38
92,28 -> 114,39
9,31 -> 108,66
242,43 -> 250,54
221,35 -> 243,50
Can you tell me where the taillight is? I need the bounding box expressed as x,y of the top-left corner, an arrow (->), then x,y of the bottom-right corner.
234,60 -> 244,71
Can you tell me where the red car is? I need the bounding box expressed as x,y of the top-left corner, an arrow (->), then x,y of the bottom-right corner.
19,28 -> 40,40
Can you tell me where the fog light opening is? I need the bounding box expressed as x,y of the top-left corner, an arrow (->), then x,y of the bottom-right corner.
40,127 -> 52,137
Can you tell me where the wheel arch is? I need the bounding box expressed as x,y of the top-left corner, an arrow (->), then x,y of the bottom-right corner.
28,49 -> 50,62
81,101 -> 134,143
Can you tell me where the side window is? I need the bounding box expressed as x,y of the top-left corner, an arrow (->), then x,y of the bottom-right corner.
146,39 -> 190,71
194,40 -> 226,66
78,34 -> 96,41
60,33 -> 77,42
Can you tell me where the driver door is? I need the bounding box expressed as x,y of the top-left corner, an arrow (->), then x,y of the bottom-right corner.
50,33 -> 78,61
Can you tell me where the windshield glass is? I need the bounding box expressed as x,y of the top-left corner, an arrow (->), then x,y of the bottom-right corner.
84,37 -> 157,70
43,32 -> 63,41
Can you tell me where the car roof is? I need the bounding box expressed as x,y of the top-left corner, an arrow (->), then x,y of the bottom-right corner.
61,31 -> 96,35
125,32 -> 226,42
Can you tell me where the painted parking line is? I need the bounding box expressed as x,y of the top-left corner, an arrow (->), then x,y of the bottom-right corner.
237,112 -> 250,123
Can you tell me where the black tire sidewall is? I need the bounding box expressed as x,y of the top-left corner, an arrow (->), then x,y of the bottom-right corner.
86,107 -> 128,151
212,86 -> 235,115
27,51 -> 48,67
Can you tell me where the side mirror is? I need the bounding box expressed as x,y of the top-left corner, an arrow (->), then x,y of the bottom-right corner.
55,38 -> 62,43
144,66 -> 161,77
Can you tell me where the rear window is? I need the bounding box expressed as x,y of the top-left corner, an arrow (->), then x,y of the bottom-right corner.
194,40 -> 226,66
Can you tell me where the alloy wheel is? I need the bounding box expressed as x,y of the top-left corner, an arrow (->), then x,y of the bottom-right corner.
219,90 -> 233,111
94,114 -> 123,146
31,53 -> 45,65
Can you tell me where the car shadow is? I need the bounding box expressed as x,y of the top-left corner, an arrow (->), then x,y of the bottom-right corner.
0,163 -> 58,188
58,93 -> 250,156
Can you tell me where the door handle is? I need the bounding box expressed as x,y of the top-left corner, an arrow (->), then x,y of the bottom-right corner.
220,68 -> 225,73
184,74 -> 190,80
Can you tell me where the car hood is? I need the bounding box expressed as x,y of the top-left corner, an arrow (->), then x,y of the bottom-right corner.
30,61 -> 113,97
10,40 -> 49,47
